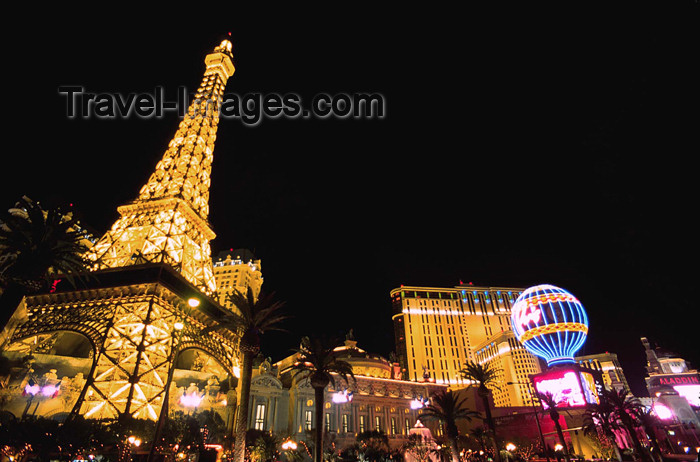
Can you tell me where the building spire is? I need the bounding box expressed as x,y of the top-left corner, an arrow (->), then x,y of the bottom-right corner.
137,37 -> 234,218
86,39 -> 236,295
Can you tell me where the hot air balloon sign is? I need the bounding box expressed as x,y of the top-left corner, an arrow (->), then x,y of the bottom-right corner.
511,284 -> 588,366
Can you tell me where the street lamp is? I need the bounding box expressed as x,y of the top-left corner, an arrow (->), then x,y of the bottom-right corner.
508,380 -> 550,462
21,382 -> 40,420
505,443 -> 517,462
282,439 -> 298,451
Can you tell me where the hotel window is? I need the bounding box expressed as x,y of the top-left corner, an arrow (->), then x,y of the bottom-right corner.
375,416 -> 382,430
305,410 -> 313,431
325,413 -> 331,432
390,417 -> 397,435
359,415 -> 366,433
342,414 -> 349,433
405,419 -> 411,435
254,404 -> 266,430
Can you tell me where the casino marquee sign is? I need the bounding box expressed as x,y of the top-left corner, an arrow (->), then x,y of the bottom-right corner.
647,373 -> 700,388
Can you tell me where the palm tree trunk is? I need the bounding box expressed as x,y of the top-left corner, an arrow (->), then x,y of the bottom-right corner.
645,430 -> 663,462
621,420 -> 650,462
553,419 -> 570,462
480,394 -> 501,462
604,432 -> 623,462
612,442 -> 623,462
233,350 -> 255,462
448,436 -> 460,462
313,385 -> 325,462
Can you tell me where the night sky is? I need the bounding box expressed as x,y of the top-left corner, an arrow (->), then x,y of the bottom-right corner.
3,8 -> 698,397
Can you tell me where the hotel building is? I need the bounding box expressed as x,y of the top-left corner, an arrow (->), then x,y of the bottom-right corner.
391,284 -> 543,407
212,248 -> 263,308
641,337 -> 700,425
473,331 -> 542,407
575,352 -> 630,393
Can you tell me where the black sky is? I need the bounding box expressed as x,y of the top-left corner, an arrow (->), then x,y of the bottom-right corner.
2,7 -> 698,397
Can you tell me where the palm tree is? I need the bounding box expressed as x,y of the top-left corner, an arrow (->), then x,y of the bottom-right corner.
469,427 -> 489,454
250,431 -> 280,462
637,407 -> 664,462
459,361 -> 502,462
0,196 -> 91,336
582,391 -> 623,462
419,389 -> 480,462
605,388 -> 651,462
290,336 -> 354,462
536,392 -> 570,462
356,429 -> 390,462
202,288 -> 287,462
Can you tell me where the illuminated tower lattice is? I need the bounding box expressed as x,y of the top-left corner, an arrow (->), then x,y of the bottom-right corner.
87,38 -> 236,295
3,38 -> 240,422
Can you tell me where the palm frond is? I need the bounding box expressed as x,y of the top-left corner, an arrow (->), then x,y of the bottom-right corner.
289,336 -> 355,389
211,287 -> 287,328
0,196 -> 92,291
458,361 -> 502,391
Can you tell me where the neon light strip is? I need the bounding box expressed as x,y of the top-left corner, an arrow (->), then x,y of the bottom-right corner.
402,308 -> 505,316
519,323 -> 588,342
527,293 -> 580,305
561,290 -> 571,358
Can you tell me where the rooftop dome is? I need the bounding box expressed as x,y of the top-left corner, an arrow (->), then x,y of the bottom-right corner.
334,332 -> 392,379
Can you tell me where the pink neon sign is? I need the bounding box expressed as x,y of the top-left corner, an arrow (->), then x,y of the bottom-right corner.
512,303 -> 541,329
532,369 -> 600,409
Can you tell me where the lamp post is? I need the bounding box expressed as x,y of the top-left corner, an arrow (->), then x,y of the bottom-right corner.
21,382 -> 40,420
147,319 -> 185,462
505,443 -> 516,462
508,380 -> 550,462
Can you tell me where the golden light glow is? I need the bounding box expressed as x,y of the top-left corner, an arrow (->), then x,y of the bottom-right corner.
519,322 -> 588,343
282,439 -> 298,451
5,39 -> 242,426
85,40 -> 236,295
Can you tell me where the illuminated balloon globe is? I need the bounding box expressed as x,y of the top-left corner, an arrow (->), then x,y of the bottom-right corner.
511,284 -> 588,366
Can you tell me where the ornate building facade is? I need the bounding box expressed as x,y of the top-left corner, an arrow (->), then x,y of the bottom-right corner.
641,337 -> 700,428
245,337 -> 448,450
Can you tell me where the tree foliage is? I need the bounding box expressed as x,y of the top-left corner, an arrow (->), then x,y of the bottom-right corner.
290,336 -> 354,462
0,196 -> 93,333
459,361 -> 502,462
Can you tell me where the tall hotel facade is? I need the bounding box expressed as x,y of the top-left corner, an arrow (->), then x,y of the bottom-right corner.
391,284 -> 543,407
212,248 -> 263,310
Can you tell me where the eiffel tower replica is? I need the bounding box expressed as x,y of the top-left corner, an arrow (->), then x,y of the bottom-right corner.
3,37 -> 240,421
